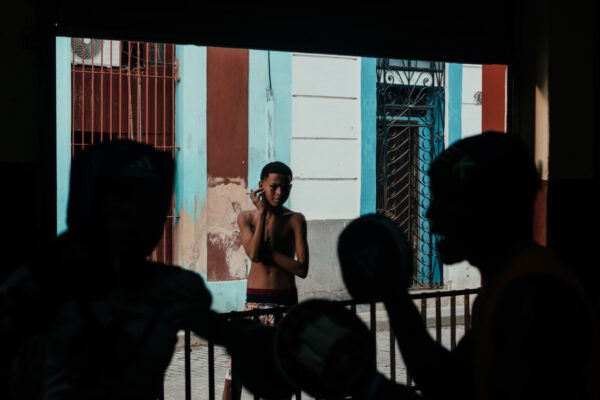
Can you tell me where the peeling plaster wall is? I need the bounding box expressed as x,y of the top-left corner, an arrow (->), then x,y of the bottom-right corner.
207,177 -> 251,280
174,204 -> 208,275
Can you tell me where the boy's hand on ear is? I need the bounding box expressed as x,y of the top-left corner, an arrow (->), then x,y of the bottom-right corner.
249,188 -> 266,213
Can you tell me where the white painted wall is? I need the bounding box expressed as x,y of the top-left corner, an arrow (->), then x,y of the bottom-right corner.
290,53 -> 362,220
461,64 -> 482,138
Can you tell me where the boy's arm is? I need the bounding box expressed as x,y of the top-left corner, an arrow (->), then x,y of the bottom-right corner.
238,191 -> 268,263
267,213 -> 309,278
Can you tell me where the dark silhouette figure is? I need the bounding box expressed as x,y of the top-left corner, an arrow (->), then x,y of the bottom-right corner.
0,140 -> 252,399
372,132 -> 599,399
334,132 -> 599,400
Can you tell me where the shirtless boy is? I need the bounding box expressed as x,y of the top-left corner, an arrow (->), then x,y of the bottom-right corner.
223,161 -> 309,400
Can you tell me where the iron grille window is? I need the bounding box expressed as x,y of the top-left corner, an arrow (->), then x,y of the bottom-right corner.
70,39 -> 177,265
376,59 -> 445,288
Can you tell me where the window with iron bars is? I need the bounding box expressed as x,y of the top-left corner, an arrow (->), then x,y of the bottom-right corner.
70,38 -> 178,265
376,59 -> 445,288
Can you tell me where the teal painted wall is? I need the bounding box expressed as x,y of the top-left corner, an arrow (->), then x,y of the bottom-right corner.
56,37 -> 71,235
248,50 -> 292,192
206,278 -> 248,312
174,45 -> 207,232
448,63 -> 463,146
360,57 -> 377,215
173,44 -> 209,284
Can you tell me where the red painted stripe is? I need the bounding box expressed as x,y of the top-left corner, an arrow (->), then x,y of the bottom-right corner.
482,65 -> 507,132
207,47 -> 249,281
207,48 -> 249,181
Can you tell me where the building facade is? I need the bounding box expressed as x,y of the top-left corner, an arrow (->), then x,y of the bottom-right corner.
56,39 -> 505,311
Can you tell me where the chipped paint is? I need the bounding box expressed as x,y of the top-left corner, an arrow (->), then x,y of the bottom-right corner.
173,198 -> 208,275
207,231 -> 247,281
207,177 -> 252,281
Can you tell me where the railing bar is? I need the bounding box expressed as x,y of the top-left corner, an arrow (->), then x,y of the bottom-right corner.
162,215 -> 167,263
185,329 -> 191,400
118,41 -> 122,139
171,43 -> 176,155
450,295 -> 457,350
157,382 -> 164,400
109,41 -> 113,140
100,40 -> 104,142
390,327 -> 396,382
91,39 -> 95,145
411,288 -> 480,299
370,302 -> 377,357
435,296 -> 442,344
137,41 -> 142,142
208,339 -> 215,400
406,297 -> 427,386
370,302 -> 376,334
127,41 -> 132,140
163,42 -> 167,151
145,42 -> 149,144
464,294 -> 471,331
71,42 -> 75,157
80,38 -> 85,151
231,355 -> 241,400
154,42 -> 158,146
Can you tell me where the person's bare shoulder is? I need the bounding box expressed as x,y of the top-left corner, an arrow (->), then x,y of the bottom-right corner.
280,207 -> 301,217
237,209 -> 259,227
288,211 -> 307,228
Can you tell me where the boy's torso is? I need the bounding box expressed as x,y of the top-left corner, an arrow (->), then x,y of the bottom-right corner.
245,208 -> 298,290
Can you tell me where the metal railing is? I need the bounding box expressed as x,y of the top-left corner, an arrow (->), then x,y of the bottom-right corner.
160,288 -> 479,400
